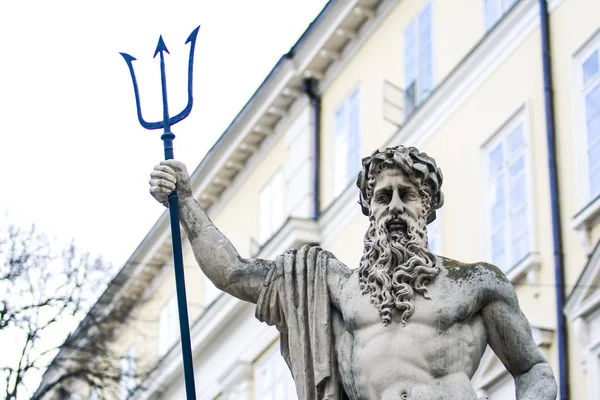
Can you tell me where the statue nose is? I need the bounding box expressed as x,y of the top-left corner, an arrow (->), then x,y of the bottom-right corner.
389,194 -> 404,216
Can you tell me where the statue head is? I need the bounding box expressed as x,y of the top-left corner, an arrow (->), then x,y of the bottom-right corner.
356,145 -> 444,326
357,145 -> 444,225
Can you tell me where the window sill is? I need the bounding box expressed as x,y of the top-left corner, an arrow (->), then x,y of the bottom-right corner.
572,194 -> 600,254
505,252 -> 542,295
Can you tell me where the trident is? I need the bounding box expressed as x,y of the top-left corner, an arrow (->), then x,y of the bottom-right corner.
120,26 -> 200,400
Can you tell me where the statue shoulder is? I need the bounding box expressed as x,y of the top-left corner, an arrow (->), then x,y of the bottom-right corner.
441,257 -> 514,295
289,245 -> 353,281
325,256 -> 354,310
327,256 -> 354,281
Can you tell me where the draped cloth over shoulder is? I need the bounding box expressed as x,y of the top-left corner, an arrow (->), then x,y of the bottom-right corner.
255,245 -> 346,400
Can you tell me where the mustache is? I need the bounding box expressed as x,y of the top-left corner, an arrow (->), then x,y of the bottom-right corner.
378,214 -> 414,234
379,214 -> 407,225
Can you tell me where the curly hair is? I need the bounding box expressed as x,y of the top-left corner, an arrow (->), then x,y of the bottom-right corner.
356,145 -> 444,222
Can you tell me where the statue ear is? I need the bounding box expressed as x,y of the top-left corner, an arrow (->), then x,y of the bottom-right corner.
358,195 -> 370,216
356,168 -> 371,216
427,210 -> 437,224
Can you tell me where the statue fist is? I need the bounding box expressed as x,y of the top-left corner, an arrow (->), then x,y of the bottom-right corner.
149,160 -> 192,207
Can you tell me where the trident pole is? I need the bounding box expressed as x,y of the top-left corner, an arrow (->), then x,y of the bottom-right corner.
163,144 -> 196,400
121,26 -> 200,400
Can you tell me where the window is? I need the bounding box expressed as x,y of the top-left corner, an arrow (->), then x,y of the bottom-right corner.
258,170 -> 285,244
427,216 -> 441,254
254,344 -> 297,400
119,346 -> 136,400
404,2 -> 433,116
484,0 -> 518,31
485,116 -> 532,271
158,294 -> 179,357
582,49 -> 600,199
334,87 -> 361,197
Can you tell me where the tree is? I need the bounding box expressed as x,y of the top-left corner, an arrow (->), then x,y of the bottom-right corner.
0,224 -> 152,399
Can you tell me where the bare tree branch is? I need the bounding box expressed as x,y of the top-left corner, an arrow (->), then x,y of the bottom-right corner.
0,223 -> 154,399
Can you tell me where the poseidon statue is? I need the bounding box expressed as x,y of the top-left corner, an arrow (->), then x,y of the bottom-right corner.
149,145 -> 557,400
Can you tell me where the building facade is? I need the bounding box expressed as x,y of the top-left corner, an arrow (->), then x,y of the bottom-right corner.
39,0 -> 600,398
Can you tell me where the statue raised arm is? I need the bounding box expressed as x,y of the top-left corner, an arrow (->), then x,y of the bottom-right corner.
149,160 -> 271,304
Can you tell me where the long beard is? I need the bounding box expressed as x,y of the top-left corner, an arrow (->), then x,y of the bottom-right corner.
358,214 -> 439,326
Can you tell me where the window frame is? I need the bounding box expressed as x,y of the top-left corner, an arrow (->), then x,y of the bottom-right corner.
481,107 -> 537,273
333,85 -> 361,198
573,31 -> 600,207
404,2 -> 434,116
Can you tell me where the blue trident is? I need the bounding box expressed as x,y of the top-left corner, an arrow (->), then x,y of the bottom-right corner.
120,26 -> 200,400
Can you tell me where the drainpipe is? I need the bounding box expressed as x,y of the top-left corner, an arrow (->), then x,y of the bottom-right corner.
303,77 -> 321,220
539,1 -> 569,398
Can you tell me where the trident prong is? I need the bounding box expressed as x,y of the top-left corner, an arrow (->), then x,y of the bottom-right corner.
120,26 -> 200,400
120,25 -> 200,132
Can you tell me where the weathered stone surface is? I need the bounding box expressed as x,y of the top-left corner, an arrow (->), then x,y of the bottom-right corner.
149,145 -> 557,400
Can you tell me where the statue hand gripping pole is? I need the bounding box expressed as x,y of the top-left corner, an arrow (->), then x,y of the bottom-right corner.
120,26 -> 200,400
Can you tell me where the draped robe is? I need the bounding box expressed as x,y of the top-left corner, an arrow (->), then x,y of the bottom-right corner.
255,245 -> 349,400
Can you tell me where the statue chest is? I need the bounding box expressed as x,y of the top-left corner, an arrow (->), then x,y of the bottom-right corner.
338,272 -> 484,333
332,275 -> 488,399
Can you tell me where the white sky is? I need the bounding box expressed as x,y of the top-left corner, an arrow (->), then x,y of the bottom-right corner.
0,0 -> 328,267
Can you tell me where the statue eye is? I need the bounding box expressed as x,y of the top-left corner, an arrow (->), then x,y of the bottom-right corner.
375,190 -> 392,204
402,191 -> 418,201
376,195 -> 389,203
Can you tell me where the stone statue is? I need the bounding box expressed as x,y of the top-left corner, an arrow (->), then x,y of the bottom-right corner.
149,145 -> 557,400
